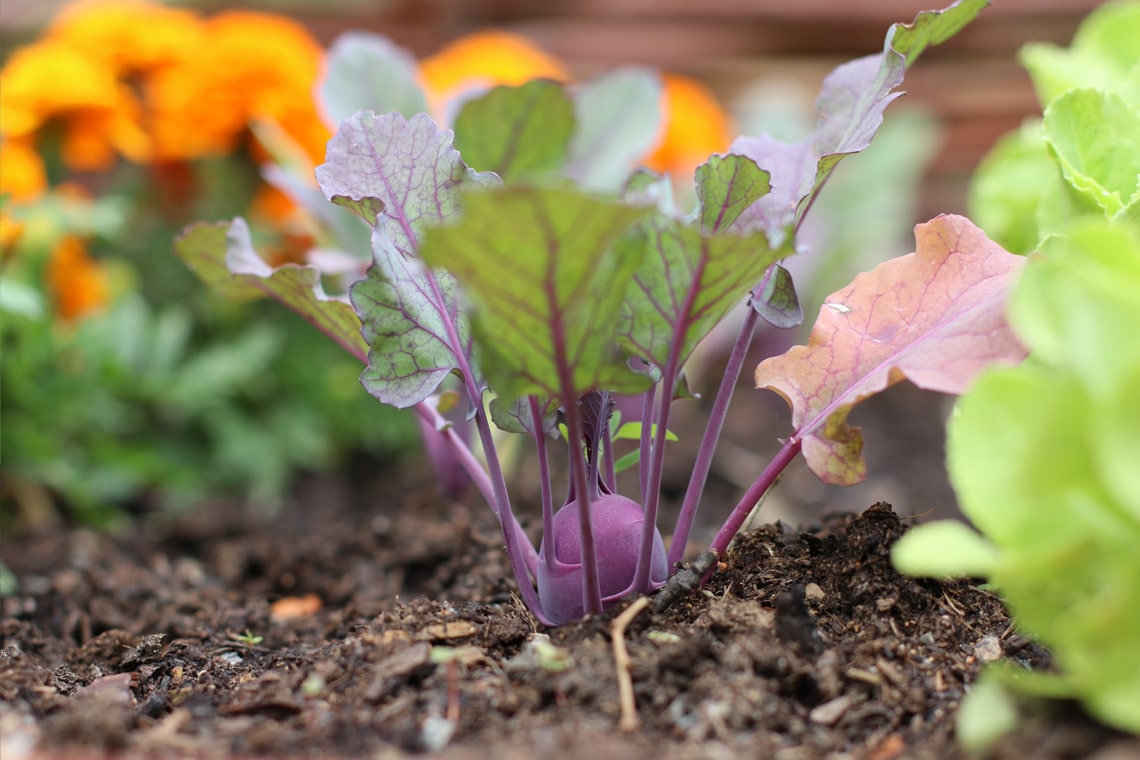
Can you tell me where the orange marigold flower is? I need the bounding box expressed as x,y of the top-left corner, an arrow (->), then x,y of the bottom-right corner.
147,10 -> 330,162
47,0 -> 205,76
1,137 -> 47,201
47,235 -> 110,322
419,31 -> 568,112
0,39 -> 150,170
0,215 -> 24,253
644,74 -> 733,183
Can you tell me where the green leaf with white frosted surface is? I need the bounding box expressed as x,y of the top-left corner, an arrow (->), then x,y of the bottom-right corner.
1043,89 -> 1140,217
453,80 -> 575,181
316,111 -> 497,249
350,225 -> 471,408
320,32 -> 427,127
566,68 -> 662,192
419,186 -> 651,401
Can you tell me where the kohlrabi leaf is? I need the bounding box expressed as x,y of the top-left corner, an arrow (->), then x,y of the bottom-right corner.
755,214 -> 1026,485
566,68 -> 663,192
731,0 -> 987,237
727,135 -> 815,241
452,80 -> 575,181
489,394 -> 559,437
419,186 -> 651,402
617,213 -> 781,373
317,113 -> 498,404
887,0 -> 990,66
752,263 -> 803,328
316,111 -> 497,248
1042,89 -> 1140,219
695,154 -> 771,232
174,219 -> 368,362
320,32 -> 427,128
1019,1 -> 1140,106
350,225 -> 470,407
174,222 -> 265,301
622,169 -> 678,223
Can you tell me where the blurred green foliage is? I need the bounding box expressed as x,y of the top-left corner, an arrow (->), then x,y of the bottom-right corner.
1,253 -> 415,529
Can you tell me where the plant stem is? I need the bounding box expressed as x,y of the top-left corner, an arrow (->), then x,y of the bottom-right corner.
412,403 -> 493,505
635,251 -> 706,590
708,437 -> 802,558
668,304 -> 761,566
530,397 -> 558,569
601,414 -> 617,493
638,385 -> 655,505
563,397 -> 604,616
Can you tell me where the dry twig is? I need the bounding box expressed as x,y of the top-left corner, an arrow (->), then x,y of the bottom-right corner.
610,596 -> 651,732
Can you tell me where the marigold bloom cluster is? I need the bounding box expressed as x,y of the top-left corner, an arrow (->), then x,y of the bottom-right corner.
0,0 -> 328,185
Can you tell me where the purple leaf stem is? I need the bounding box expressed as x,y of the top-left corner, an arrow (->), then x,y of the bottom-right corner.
633,271 -> 701,590
601,418 -> 617,494
412,400 -> 538,580
530,396 -> 559,570
562,390 -> 604,617
638,385 -> 656,505
708,437 -> 803,558
411,403 -> 494,507
407,237 -> 546,618
667,303 -> 761,566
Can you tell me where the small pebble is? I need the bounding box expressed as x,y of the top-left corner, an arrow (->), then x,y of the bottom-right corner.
973,635 -> 1003,664
809,694 -> 852,726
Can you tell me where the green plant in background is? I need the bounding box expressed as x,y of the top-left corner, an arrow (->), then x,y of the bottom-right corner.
893,223 -> 1140,743
893,1 -> 1140,746
0,290 -> 414,528
968,0 -> 1139,253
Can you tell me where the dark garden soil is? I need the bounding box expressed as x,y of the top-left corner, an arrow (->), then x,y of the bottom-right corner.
2,388 -> 1135,760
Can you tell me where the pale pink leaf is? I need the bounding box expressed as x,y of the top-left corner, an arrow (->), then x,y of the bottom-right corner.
755,214 -> 1028,485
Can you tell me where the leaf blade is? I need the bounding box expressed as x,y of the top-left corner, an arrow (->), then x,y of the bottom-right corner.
315,111 -> 497,245
754,214 -> 1027,485
419,186 -> 652,402
319,32 -> 427,127
350,226 -> 471,407
452,80 -> 575,181
174,219 -> 368,362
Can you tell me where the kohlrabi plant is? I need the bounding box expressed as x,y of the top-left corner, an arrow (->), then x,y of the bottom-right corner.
177,0 -> 1029,627
894,3 -> 1140,745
